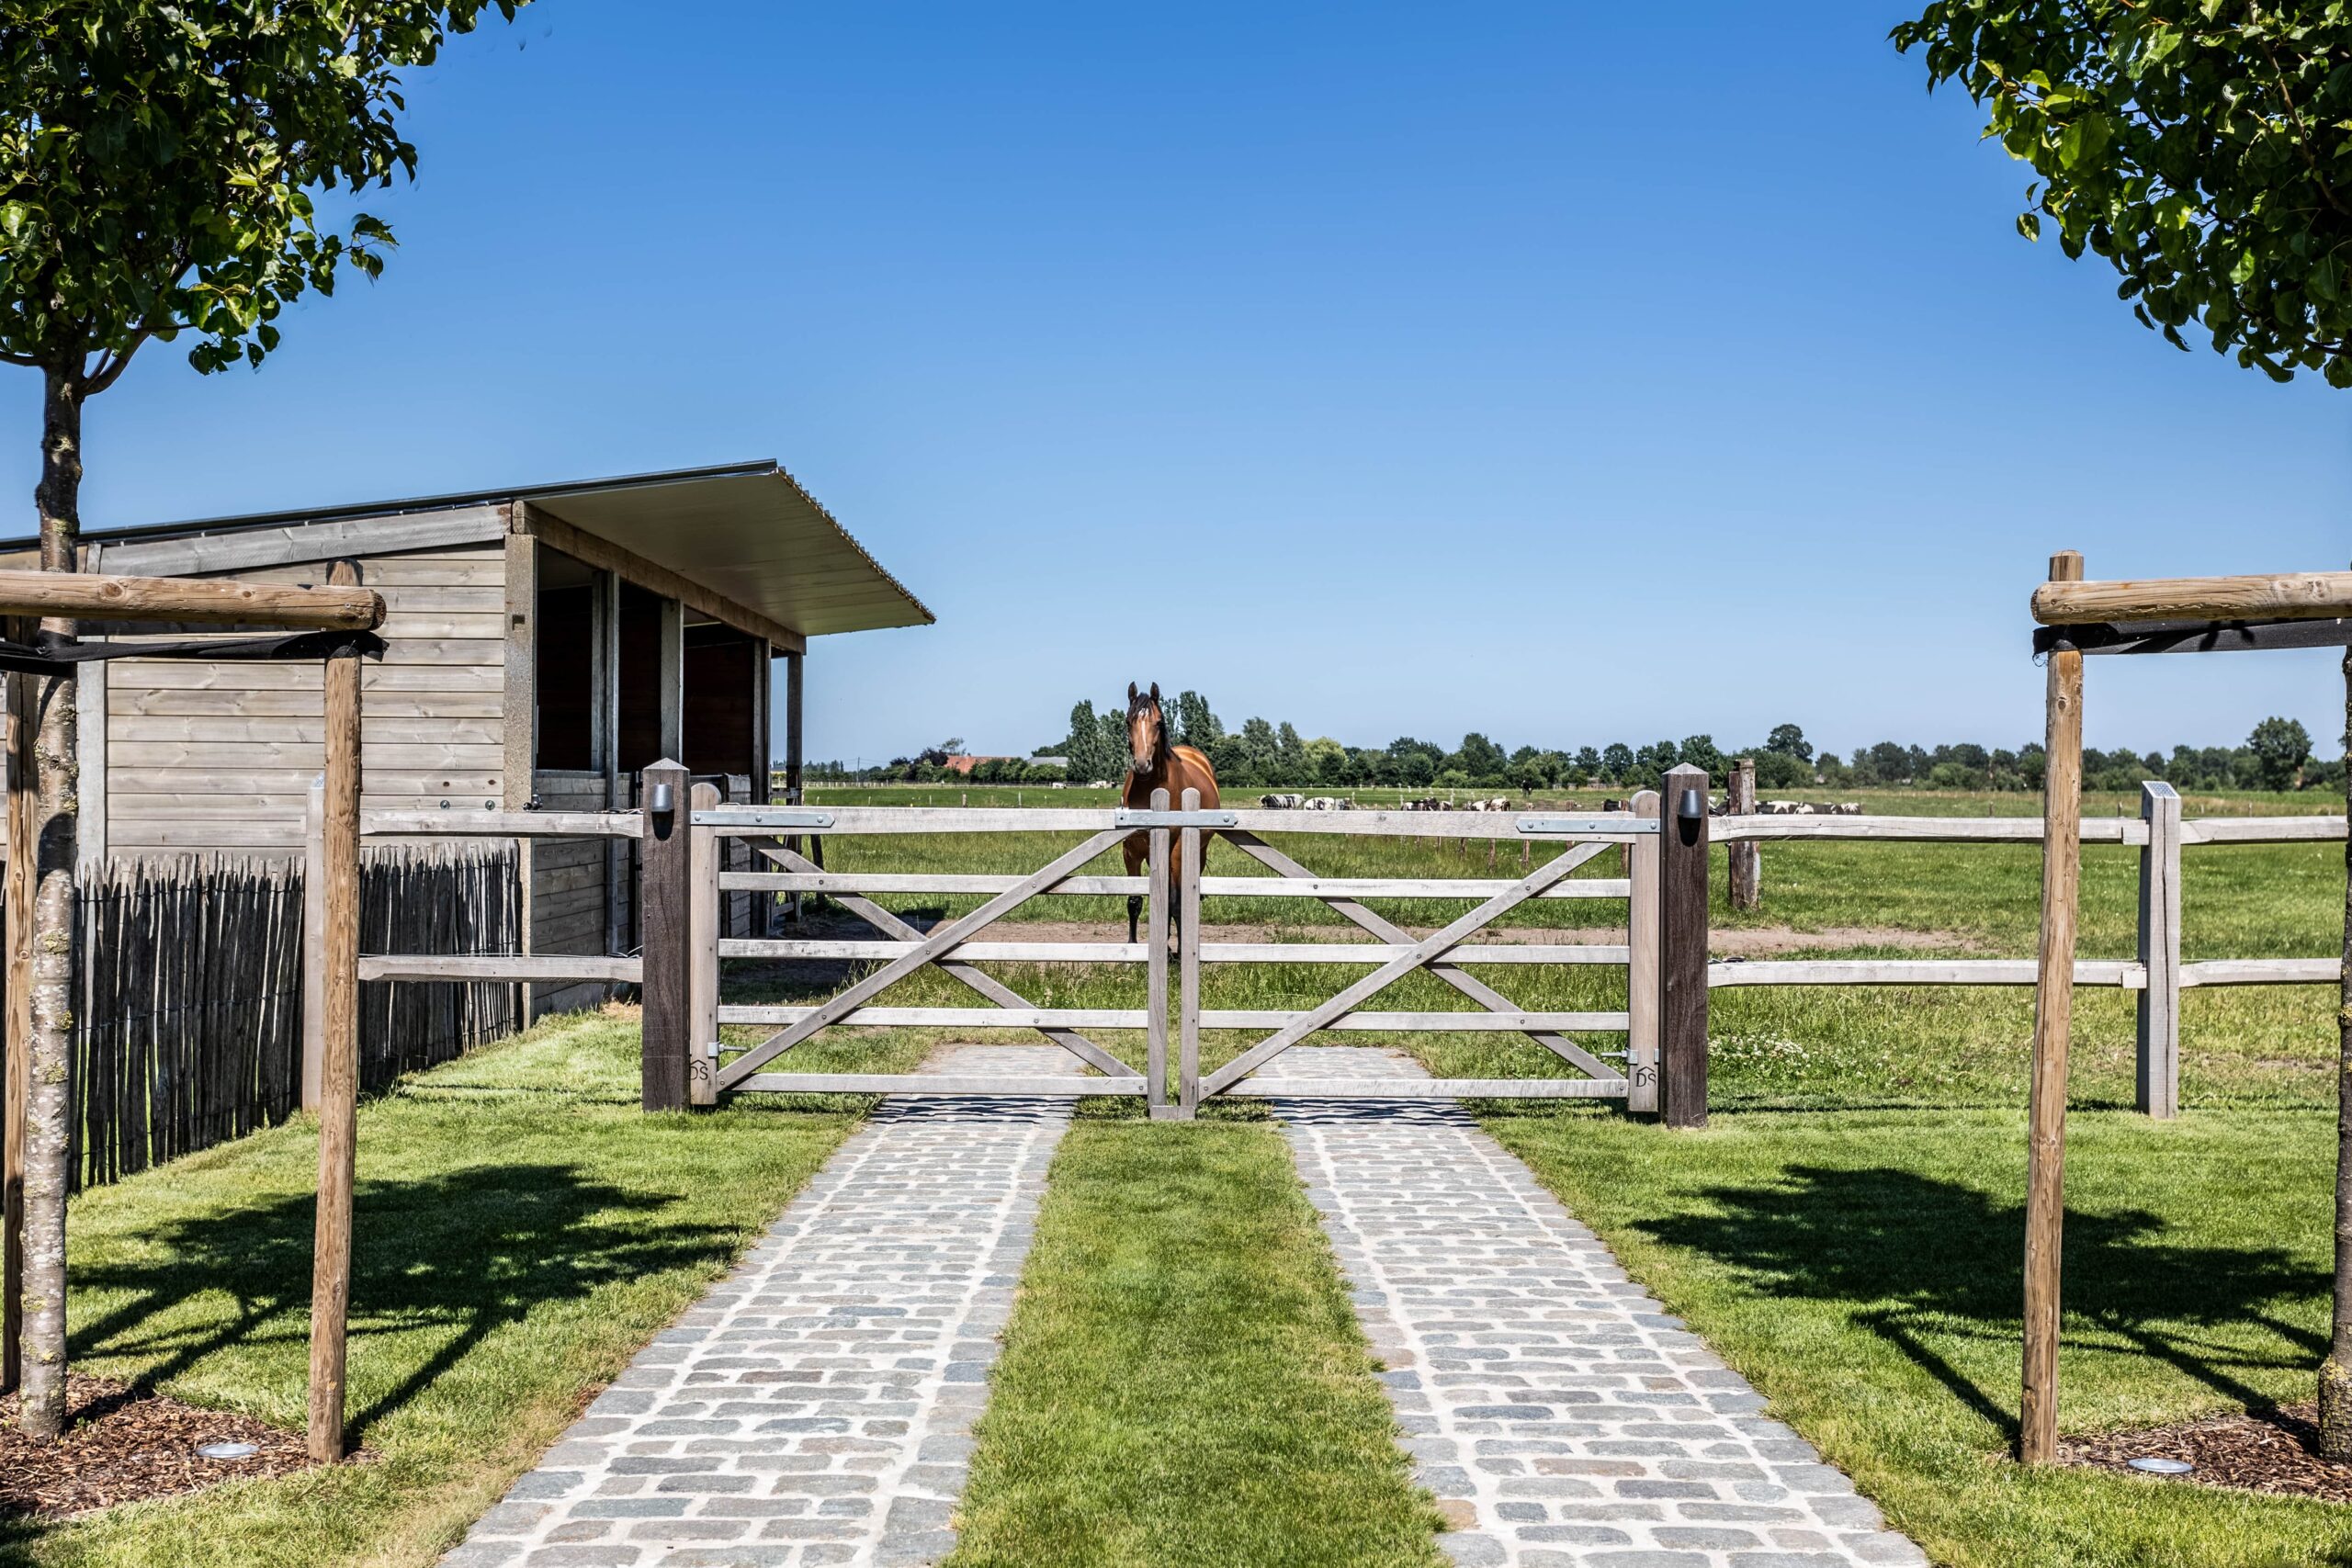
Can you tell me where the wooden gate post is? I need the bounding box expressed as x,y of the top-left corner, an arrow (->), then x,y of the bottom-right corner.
1728,757 -> 1759,911
1146,788 -> 1173,1119
688,782 -> 721,1108
2022,548 -> 2086,1466
2135,780 -> 2182,1119
1658,764 -> 1711,1129
308,563 -> 364,1464
1177,787 -> 1203,1119
640,760 -> 693,1112
1625,788 -> 1661,1116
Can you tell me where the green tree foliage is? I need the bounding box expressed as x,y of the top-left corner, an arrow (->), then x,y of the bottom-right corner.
1600,742 -> 1634,783
1678,734 -> 1725,779
1894,3 -> 2352,384
1765,722 -> 1813,761
1172,690 -> 1222,750
2249,715 -> 2313,789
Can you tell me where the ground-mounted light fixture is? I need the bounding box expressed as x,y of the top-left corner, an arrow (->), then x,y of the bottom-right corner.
196,1441 -> 259,1461
2126,1456 -> 2192,1476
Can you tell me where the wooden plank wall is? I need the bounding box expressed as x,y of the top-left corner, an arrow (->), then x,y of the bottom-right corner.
106,545 -> 509,855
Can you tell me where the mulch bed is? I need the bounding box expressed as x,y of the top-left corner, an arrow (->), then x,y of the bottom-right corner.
0,1373 -> 314,1518
2064,1401 -> 2352,1503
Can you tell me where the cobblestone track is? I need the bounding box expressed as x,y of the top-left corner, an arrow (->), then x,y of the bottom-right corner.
1276,1045 -> 1929,1568
439,1046 -> 1072,1568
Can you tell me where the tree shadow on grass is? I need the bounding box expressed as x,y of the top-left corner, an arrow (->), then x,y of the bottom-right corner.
65,1162 -> 738,1448
1631,1166 -> 2323,1446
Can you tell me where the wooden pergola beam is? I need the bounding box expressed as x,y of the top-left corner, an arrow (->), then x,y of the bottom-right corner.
2033,570 -> 2352,626
0,569 -> 383,630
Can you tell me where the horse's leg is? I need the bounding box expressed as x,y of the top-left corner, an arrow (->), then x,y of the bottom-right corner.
1124,832 -> 1145,943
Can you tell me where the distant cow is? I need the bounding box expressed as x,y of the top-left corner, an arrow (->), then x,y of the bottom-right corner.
1304,795 -> 1355,811
1260,793 -> 1305,809
1833,802 -> 1862,815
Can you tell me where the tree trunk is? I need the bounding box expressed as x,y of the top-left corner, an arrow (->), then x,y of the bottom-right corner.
2324,645 -> 2352,1457
16,366 -> 79,1440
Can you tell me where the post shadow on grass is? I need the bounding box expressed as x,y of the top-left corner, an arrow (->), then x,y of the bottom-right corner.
66,1162 -> 737,1448
1631,1166 -> 2323,1447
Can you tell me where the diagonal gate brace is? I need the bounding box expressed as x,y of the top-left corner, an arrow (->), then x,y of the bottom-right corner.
1220,831 -> 1626,1084
1201,838 -> 1617,1096
746,838 -> 1139,1081
718,828 -> 1129,1089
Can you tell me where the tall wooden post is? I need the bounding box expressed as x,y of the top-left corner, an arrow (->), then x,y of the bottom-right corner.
1625,788 -> 1661,1116
1,671 -> 29,1397
639,760 -> 692,1111
1146,788 -> 1173,1119
1658,764 -> 1711,1129
1728,756 -> 1759,911
2022,548 -> 2086,1465
784,650 -> 805,922
2135,781 -> 2182,1119
688,782 -> 720,1108
300,775 -> 326,1111
309,561 -> 365,1464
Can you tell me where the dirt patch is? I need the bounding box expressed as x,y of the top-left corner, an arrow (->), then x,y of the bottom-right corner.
922,919 -> 1977,957
2063,1401 -> 2352,1503
0,1374 -> 317,1518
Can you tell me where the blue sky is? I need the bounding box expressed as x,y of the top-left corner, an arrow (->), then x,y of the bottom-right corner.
6,3 -> 2347,766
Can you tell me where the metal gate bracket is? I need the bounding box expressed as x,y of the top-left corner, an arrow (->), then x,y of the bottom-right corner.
1114,807 -> 1238,828
1517,817 -> 1657,836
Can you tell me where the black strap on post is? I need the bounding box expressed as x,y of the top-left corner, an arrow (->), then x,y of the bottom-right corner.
0,628 -> 386,675
2034,617 -> 2352,658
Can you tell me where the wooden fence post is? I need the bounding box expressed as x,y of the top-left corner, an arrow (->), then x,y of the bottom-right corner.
1178,786 -> 1202,1120
1146,787 -> 1173,1119
2022,547 -> 2086,1466
688,782 -> 720,1109
308,567 -> 364,1465
640,760 -> 692,1112
1626,788 -> 1661,1116
1728,756 -> 1759,911
2135,781 -> 2182,1119
301,774 -> 326,1112
1658,764 -> 1710,1129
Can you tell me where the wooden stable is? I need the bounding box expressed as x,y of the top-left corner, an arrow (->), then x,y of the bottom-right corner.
0,460 -> 932,1016
0,565 -> 381,1461
2020,558 -> 2352,1464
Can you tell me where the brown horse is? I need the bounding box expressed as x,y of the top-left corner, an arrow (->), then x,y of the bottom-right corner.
1121,682 -> 1220,942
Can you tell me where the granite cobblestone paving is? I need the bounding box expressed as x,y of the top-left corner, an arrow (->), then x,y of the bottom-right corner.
439,1045 -> 1072,1568
1276,1045 -> 1929,1568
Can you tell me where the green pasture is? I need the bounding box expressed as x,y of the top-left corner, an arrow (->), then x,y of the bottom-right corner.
9,783 -> 2346,1567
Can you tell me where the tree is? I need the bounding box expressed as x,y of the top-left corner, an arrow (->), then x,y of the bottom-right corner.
1172,690 -> 1222,750
1678,734 -> 1724,780
2248,716 -> 2312,791
1600,742 -> 1634,784
1453,732 -> 1507,780
0,0 -> 522,1438
1896,6 -> 2352,386
1764,723 -> 1813,762
1898,0 -> 2352,1452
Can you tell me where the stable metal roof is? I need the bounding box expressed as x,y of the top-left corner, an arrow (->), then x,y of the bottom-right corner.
1,459 -> 934,639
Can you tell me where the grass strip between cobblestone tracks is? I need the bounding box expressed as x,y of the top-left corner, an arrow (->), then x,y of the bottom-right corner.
948,1110 -> 1448,1568
1483,1104 -> 2352,1568
0,1009 -> 922,1568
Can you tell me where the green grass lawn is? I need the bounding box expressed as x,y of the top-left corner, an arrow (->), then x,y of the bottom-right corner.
948,1111 -> 1442,1568
1484,1104 -> 2352,1568
0,1010 -> 923,1568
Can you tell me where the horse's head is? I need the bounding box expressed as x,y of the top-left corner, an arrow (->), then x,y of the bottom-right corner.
1125,682 -> 1164,775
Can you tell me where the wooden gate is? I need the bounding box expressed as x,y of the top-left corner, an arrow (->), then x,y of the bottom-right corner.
642,774 -> 1657,1116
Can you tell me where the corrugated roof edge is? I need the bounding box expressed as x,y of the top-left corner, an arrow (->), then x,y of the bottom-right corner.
763,463 -> 936,627
0,457 -> 785,550
0,457 -> 935,626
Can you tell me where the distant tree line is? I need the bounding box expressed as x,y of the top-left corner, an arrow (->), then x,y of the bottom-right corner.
808,701 -> 2339,795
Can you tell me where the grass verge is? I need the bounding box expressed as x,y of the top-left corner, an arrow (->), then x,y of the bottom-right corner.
1484,1103 -> 2352,1568
949,1111 -> 1443,1568
2,1008 -> 920,1568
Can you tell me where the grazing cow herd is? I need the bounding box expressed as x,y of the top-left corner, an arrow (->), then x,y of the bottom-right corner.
1248,792 -> 1864,816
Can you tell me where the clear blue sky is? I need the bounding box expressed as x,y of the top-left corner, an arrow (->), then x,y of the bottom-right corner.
6,2 -> 2347,767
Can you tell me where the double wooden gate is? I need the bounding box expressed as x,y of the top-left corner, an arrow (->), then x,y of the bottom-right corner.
639,781 -> 1663,1117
